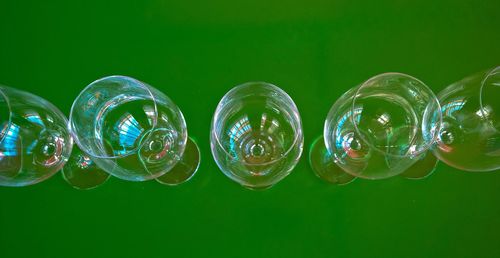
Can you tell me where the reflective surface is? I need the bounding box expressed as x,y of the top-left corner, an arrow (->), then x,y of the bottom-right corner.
61,145 -> 111,190
0,86 -> 72,186
2,1 -> 500,257
211,82 -> 303,189
69,76 -> 192,181
318,73 -> 441,180
433,67 -> 500,171
309,136 -> 356,185
155,137 -> 200,185
399,151 -> 439,179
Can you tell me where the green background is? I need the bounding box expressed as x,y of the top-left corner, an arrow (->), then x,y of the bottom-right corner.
1,1 -> 499,257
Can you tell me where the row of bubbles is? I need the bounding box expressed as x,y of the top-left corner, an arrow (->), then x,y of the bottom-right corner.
0,67 -> 498,189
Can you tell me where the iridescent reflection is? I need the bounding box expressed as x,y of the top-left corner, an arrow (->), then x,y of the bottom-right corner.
437,98 -> 467,153
441,98 -> 466,118
114,113 -> 144,156
228,116 -> 251,159
432,67 -> 500,171
68,75 -> 192,182
76,154 -> 93,169
24,111 -> 45,127
226,113 -> 283,167
0,123 -> 19,159
333,108 -> 362,160
0,86 -> 72,187
210,81 -> 303,189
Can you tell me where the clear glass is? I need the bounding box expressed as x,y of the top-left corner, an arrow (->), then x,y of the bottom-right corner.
309,136 -> 356,185
432,66 -> 500,171
155,137 -> 200,185
0,86 -> 73,187
69,75 -> 199,184
61,143 -> 111,190
210,82 -> 304,190
399,151 -> 439,179
310,73 -> 442,182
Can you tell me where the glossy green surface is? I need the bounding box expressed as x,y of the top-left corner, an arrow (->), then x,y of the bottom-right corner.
1,1 -> 499,257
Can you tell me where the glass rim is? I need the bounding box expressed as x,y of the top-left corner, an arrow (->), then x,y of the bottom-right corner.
0,86 -> 13,144
350,72 -> 443,158
211,81 -> 303,166
479,66 -> 500,117
68,75 -> 162,160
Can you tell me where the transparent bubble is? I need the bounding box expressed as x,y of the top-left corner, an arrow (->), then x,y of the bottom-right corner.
210,82 -> 304,190
0,86 -> 72,187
